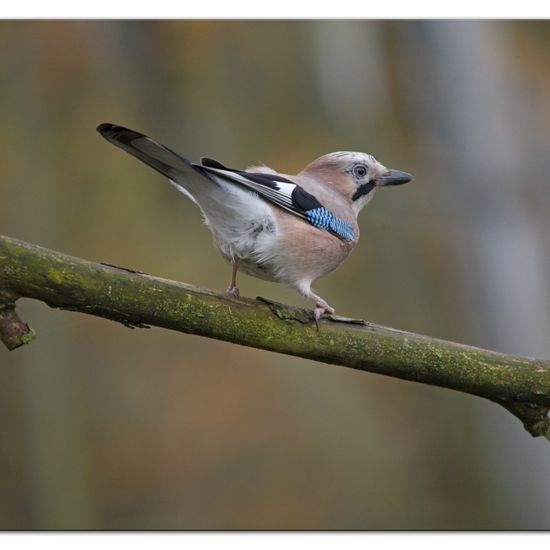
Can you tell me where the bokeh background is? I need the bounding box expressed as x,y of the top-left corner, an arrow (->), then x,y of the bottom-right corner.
1,20 -> 550,530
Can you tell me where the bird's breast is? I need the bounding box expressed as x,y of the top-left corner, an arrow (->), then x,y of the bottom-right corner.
208,205 -> 357,286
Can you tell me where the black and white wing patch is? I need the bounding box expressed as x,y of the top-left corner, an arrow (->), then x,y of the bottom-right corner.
200,160 -> 356,241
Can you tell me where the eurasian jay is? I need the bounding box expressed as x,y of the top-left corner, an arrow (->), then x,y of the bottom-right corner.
97,123 -> 412,320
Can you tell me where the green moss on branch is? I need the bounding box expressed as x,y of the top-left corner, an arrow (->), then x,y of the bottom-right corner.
1,234 -> 549,440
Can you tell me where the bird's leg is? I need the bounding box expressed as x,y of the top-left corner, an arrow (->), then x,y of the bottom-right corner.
226,258 -> 240,297
298,285 -> 335,322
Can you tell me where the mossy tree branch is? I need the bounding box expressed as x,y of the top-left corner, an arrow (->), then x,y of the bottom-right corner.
1,234 -> 550,440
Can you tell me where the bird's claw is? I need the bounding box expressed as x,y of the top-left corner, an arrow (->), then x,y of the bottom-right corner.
312,303 -> 335,329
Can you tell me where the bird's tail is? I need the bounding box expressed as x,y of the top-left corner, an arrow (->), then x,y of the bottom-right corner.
96,123 -> 206,187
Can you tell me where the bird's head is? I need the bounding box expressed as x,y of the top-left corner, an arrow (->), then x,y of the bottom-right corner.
300,151 -> 412,213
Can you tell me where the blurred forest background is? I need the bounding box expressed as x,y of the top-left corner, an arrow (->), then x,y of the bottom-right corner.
1,20 -> 550,530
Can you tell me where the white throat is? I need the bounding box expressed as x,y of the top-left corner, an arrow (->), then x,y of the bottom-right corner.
352,187 -> 377,215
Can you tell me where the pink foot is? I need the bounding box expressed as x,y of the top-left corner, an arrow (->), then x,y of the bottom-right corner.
313,302 -> 335,322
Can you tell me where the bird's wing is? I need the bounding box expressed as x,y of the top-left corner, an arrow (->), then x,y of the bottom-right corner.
200,160 -> 356,241
97,124 -> 355,241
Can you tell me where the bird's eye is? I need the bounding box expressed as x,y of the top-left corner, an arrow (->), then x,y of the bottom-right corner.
352,165 -> 368,178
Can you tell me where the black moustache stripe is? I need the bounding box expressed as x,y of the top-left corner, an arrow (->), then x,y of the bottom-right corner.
352,181 -> 375,202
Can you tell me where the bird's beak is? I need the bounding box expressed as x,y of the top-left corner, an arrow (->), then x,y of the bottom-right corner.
375,169 -> 412,186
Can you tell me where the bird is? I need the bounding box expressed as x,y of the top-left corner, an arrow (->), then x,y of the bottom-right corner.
97,123 -> 412,321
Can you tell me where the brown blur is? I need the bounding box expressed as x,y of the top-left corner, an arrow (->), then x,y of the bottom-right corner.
1,20 -> 550,529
